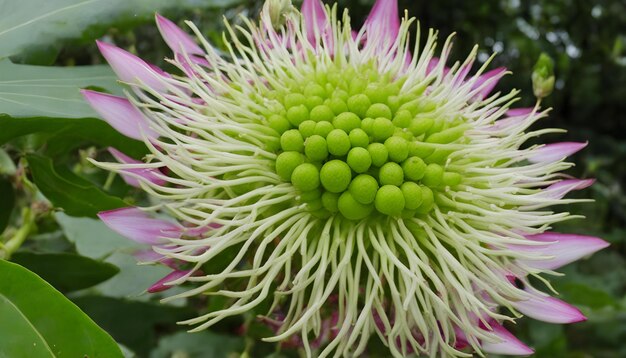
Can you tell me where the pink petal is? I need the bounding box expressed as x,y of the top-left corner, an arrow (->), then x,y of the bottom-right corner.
528,142 -> 588,163
472,67 -> 507,98
301,0 -> 329,45
542,179 -> 595,200
96,40 -> 169,91
98,207 -> 181,245
506,107 -> 534,117
155,13 -> 204,55
108,147 -> 166,187
481,321 -> 534,356
365,0 -> 400,46
81,90 -> 158,141
512,289 -> 586,324
516,232 -> 609,270
148,269 -> 192,293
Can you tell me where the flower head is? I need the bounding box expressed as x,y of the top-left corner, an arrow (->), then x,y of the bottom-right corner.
86,0 -> 607,356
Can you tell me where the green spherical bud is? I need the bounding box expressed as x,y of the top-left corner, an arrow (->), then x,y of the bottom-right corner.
375,185 -> 405,216
280,129 -> 304,152
305,96 -> 325,111
328,98 -> 348,115
368,143 -> 389,167
349,174 -> 379,204
401,182 -> 423,210
348,77 -> 368,96
334,89 -> 349,101
365,84 -> 389,104
387,95 -> 401,113
349,128 -> 369,148
314,121 -> 334,137
402,156 -> 427,181
320,160 -> 352,193
291,163 -> 320,191
286,104 -> 310,126
426,125 -> 467,144
347,94 -> 371,118
300,188 -> 322,202
422,163 -> 444,187
304,83 -> 326,98
408,142 -> 435,158
338,191 -> 374,220
372,117 -> 395,142
347,147 -> 372,173
416,185 -> 434,213
284,93 -> 306,108
442,172 -> 462,187
304,135 -> 328,162
379,162 -> 404,186
366,103 -> 393,120
326,129 -> 351,156
333,112 -> 361,133
275,151 -> 304,181
384,136 -> 409,163
310,105 -> 335,122
322,191 -> 340,212
392,110 -> 413,129
298,120 -> 317,138
268,114 -> 291,135
408,117 -> 434,136
361,117 -> 374,135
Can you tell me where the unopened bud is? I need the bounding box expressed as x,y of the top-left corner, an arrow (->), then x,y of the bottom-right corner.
263,0 -> 296,30
532,53 -> 555,99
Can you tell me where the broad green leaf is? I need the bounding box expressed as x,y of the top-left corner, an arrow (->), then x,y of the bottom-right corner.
0,259 -> 123,357
150,331 -> 245,358
73,296 -> 195,357
0,59 -> 121,118
0,115 -> 148,157
0,0 -> 244,58
11,252 -> 120,292
557,282 -> 617,309
27,154 -> 126,217
0,178 -> 14,232
55,213 -> 133,258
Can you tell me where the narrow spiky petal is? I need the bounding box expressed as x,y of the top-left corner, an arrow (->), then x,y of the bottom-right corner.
528,142 -> 588,163
365,0 -> 400,45
148,269 -> 193,293
108,147 -> 166,187
511,288 -> 587,324
301,0 -> 329,45
516,232 -> 609,270
481,321 -> 535,356
472,67 -> 507,98
96,40 -> 169,91
542,179 -> 595,199
81,90 -> 158,141
155,13 -> 205,55
98,207 -> 180,244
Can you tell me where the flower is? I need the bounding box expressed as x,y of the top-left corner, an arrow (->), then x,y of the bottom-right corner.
85,0 -> 607,356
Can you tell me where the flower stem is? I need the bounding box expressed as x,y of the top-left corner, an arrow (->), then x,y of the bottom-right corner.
0,207 -> 35,260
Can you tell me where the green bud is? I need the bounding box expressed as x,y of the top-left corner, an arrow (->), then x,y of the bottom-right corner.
349,174 -> 379,204
375,185 -> 405,216
320,160 -> 352,193
532,52 -> 555,99
291,163 -> 320,191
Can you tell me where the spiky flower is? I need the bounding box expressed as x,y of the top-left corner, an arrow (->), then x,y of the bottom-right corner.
83,0 -> 607,356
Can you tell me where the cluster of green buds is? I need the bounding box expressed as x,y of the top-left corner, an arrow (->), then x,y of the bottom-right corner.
271,65 -> 464,220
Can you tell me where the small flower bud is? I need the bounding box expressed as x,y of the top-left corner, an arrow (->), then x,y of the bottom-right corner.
532,53 -> 555,99
263,0 -> 296,30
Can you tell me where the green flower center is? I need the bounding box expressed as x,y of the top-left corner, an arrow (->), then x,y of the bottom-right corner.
268,64 -> 466,220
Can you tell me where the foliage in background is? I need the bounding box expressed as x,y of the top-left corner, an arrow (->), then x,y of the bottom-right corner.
0,0 -> 624,356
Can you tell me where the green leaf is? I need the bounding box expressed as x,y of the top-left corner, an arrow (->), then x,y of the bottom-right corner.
150,330 -> 245,358
10,252 -> 120,292
0,259 -> 123,357
0,178 -> 15,232
0,0 -> 245,58
0,59 -> 121,118
73,296 -> 196,357
27,154 -> 126,217
0,148 -> 16,175
557,282 -> 617,309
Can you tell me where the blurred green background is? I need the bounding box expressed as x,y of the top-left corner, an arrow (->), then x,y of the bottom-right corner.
1,0 -> 625,357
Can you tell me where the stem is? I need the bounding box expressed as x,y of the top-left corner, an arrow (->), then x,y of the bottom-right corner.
0,207 -> 35,260
103,171 -> 116,191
